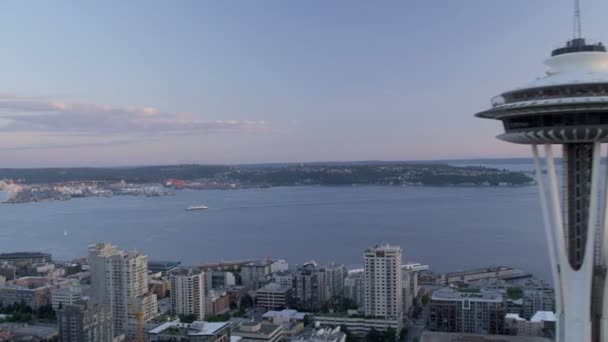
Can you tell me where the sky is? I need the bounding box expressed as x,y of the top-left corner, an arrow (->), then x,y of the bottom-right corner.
0,0 -> 607,167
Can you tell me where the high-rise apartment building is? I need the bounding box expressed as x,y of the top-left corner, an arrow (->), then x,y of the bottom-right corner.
363,244 -> 403,320
58,298 -> 113,342
170,268 -> 206,320
293,261 -> 327,311
324,263 -> 347,299
344,270 -> 364,308
88,242 -> 158,337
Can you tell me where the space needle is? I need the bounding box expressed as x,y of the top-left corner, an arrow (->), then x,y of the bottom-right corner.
475,1 -> 608,341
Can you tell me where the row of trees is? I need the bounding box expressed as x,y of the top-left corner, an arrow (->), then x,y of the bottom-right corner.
0,301 -> 56,323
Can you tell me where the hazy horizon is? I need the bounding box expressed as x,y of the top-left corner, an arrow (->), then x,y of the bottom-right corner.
2,0 -> 607,167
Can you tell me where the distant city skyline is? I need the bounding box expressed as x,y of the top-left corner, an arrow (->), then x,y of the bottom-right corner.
1,0 -> 606,167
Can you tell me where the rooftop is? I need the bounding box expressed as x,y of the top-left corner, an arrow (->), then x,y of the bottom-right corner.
262,309 -> 307,321
420,331 -> 551,342
530,311 -> 556,323
148,321 -> 230,336
431,288 -> 503,303
258,283 -> 292,293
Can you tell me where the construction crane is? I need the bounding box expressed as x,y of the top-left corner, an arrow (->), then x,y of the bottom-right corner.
130,297 -> 144,342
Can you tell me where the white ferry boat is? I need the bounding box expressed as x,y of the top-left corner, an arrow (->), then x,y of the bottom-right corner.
185,205 -> 208,211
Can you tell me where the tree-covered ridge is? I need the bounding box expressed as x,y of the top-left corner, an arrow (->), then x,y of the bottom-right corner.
0,163 -> 533,186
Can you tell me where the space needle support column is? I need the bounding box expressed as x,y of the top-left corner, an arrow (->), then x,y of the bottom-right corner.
600,146 -> 608,340
532,144 -> 565,342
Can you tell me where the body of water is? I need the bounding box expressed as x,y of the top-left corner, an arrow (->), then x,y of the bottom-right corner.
0,185 -> 550,281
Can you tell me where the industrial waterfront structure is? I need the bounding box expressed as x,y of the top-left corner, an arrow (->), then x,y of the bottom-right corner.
475,5 -> 608,340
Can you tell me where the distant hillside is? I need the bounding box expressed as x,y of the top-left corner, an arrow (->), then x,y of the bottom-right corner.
0,162 -> 534,187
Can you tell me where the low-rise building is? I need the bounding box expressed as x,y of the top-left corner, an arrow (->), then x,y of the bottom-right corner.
428,288 -> 505,335
293,326 -> 346,342
256,283 -> 295,310
262,309 -> 307,325
0,265 -> 15,282
505,311 -> 556,337
206,290 -> 230,317
0,276 -> 71,310
313,315 -> 401,336
420,331 -> 551,342
52,285 -> 83,310
147,321 -> 231,342
232,321 -> 282,342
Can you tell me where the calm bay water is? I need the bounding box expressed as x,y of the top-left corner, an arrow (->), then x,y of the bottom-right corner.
0,185 -> 550,281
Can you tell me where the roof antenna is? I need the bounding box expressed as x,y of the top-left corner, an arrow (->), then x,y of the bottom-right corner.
573,0 -> 582,39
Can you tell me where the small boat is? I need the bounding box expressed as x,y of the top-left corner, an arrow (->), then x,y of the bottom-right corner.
185,205 -> 208,211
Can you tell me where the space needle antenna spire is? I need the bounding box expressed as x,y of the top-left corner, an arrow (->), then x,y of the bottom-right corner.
574,0 -> 582,39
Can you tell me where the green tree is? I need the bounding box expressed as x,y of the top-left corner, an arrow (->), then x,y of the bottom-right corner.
421,295 -> 430,306
240,294 -> 254,308
413,337 -> 419,342
383,327 -> 396,342
366,328 -> 382,342
507,287 -> 523,300
206,313 -> 231,322
341,325 -> 359,342
399,328 -> 408,341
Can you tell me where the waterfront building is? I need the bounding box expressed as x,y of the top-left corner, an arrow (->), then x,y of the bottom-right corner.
363,244 -> 403,321
401,265 -> 420,298
232,321 -> 283,342
147,321 -> 231,342
52,285 -> 83,310
344,270 -> 364,308
0,252 -> 52,265
241,260 -> 273,290
147,261 -> 181,275
445,266 -> 529,285
256,283 -> 295,310
57,298 -> 113,342
324,263 -> 347,299
293,261 -> 327,311
428,287 -> 505,335
170,268 -> 206,320
88,242 -> 158,337
521,281 -> 555,320
402,263 -> 430,272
